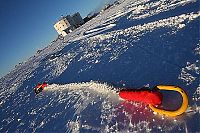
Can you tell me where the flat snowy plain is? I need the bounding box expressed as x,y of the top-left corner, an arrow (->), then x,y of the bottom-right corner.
0,0 -> 199,132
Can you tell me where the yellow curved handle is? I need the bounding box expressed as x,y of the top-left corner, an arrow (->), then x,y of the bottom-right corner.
149,85 -> 188,117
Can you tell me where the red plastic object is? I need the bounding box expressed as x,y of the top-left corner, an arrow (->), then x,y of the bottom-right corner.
36,82 -> 47,89
119,89 -> 162,105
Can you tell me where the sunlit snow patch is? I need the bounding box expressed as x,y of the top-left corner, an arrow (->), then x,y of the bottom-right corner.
85,23 -> 116,34
35,81 -> 191,132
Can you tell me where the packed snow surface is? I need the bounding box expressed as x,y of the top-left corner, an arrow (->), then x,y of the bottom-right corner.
0,0 -> 199,132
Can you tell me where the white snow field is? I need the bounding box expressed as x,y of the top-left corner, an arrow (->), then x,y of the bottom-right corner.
0,0 -> 200,132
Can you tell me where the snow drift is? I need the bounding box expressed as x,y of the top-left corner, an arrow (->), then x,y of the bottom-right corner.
0,0 -> 199,132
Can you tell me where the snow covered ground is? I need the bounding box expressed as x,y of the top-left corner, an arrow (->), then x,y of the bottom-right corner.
0,0 -> 199,132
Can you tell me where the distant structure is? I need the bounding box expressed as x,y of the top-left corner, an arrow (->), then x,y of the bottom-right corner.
54,12 -> 84,37
83,12 -> 98,23
72,12 -> 84,26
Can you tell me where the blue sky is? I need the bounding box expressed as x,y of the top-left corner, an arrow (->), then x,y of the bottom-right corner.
0,0 -> 111,78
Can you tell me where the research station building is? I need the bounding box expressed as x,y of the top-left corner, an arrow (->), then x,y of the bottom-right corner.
54,12 -> 84,37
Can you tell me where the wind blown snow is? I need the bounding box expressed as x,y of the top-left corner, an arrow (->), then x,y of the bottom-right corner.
0,0 -> 199,132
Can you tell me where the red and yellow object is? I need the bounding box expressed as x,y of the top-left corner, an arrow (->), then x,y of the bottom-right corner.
34,82 -> 47,94
36,82 -> 47,89
119,85 -> 188,117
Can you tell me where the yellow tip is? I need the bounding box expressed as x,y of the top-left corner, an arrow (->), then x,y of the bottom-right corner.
149,85 -> 188,117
